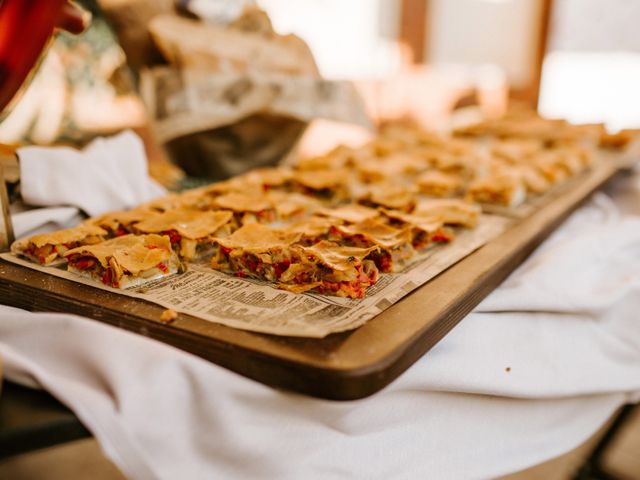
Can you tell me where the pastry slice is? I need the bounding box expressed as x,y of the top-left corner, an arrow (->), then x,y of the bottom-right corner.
211,223 -> 302,281
315,204 -> 380,224
241,167 -> 294,192
85,209 -> 157,237
328,218 -> 415,272
134,208 -> 234,260
291,169 -> 351,202
465,172 -> 526,208
416,170 -> 465,197
413,198 -> 481,228
381,209 -> 454,250
210,224 -> 379,298
286,216 -> 336,245
212,192 -> 276,225
512,165 -> 552,194
11,225 -> 107,266
65,234 -> 180,288
266,191 -> 322,222
280,241 -> 379,298
355,153 -> 425,183
359,183 -> 416,212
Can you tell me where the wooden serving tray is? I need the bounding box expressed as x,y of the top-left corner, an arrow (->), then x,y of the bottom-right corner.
0,160 -> 626,400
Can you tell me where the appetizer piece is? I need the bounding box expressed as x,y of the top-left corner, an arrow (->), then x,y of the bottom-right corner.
511,165 -> 552,195
328,218 -> 414,272
380,209 -> 454,249
286,216 -> 336,245
134,208 -> 234,260
86,209 -> 157,237
137,187 -> 210,212
555,146 -> 591,173
211,224 -> 380,298
531,152 -> 571,185
427,153 -> 476,178
315,204 -> 380,224
241,167 -> 294,192
281,241 -> 379,298
367,136 -> 407,157
11,225 -> 107,266
65,234 -> 180,288
600,128 -> 640,150
359,183 -> 416,211
355,153 -> 425,183
490,139 -> 542,164
212,192 -> 276,225
266,191 -> 322,222
416,170 -> 465,197
291,169 -> 351,202
211,223 -> 302,281
295,145 -> 359,171
466,172 -> 526,208
413,198 -> 481,228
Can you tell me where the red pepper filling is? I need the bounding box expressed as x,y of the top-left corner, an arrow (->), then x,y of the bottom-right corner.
101,269 -> 116,287
242,254 -> 260,273
273,260 -> 291,278
368,251 -> 392,272
115,226 -> 128,236
256,209 -> 275,222
163,229 -> 182,245
157,262 -> 168,274
432,229 -> 452,243
71,256 -> 97,270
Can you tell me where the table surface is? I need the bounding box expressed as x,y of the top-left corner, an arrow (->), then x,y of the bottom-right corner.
0,167 -> 637,463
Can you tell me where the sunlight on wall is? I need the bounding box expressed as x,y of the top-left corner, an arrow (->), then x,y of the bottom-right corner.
257,0 -> 402,79
539,51 -> 640,131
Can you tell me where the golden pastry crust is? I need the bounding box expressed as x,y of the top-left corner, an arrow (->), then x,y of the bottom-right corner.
12,225 -> 107,266
65,234 -> 180,288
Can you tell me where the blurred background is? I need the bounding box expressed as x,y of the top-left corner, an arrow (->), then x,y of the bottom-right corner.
1,0 -> 639,183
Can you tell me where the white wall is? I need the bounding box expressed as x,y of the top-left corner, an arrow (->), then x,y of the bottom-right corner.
427,0 -> 542,88
257,0 -> 402,79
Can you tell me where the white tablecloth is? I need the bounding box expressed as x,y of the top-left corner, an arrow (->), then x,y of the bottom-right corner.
1,163 -> 640,479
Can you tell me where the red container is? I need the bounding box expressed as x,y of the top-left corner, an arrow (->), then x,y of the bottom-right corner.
0,0 -> 85,114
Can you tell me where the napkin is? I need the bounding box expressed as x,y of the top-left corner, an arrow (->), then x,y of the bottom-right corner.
1,180 -> 640,479
18,130 -> 166,217
10,206 -> 82,239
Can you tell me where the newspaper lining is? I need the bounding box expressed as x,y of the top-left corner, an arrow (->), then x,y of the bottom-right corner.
1,215 -> 509,338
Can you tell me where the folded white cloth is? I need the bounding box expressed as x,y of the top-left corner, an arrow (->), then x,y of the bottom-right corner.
18,130 -> 166,217
2,189 -> 640,480
0,307 -> 635,480
10,206 -> 82,238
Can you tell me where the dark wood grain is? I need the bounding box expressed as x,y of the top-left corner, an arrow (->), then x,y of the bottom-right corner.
0,160 -> 622,400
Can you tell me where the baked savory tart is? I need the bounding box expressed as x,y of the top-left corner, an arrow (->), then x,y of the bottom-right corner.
13,111 -> 615,299
210,224 -> 379,298
466,172 -> 526,208
85,209 -> 156,237
133,208 -> 233,260
380,209 -> 454,249
328,218 -> 415,272
65,234 -> 180,288
416,170 -> 465,197
282,241 -> 379,298
12,225 -> 107,266
413,199 -> 481,228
